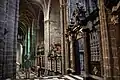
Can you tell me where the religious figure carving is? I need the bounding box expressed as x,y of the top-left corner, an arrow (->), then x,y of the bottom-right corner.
72,3 -> 86,25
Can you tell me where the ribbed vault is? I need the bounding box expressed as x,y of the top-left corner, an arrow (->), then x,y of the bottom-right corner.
18,0 -> 44,44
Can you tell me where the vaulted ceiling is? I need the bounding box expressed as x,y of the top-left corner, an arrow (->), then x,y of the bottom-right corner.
18,0 -> 44,43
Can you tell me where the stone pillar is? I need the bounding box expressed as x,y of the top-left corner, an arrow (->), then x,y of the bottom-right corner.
70,33 -> 77,74
63,0 -> 69,74
44,19 -> 50,75
0,0 -> 19,79
82,28 -> 90,79
60,0 -> 68,74
44,0 -> 51,76
99,0 -> 113,79
13,0 -> 19,78
60,0 -> 65,74
66,35 -> 71,71
0,0 -> 6,78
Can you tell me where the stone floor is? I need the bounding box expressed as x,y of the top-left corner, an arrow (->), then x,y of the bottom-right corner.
15,71 -> 83,80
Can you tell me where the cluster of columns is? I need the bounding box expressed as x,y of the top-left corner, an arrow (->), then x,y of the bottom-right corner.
98,0 -> 120,79
0,0 -> 19,79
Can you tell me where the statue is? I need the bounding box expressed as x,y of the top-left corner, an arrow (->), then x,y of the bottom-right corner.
72,3 -> 86,25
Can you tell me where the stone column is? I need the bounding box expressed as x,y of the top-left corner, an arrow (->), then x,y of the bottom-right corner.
66,35 -> 71,71
82,28 -> 90,79
0,0 -> 19,79
44,0 -> 51,75
63,0 -> 69,74
44,19 -> 50,75
99,0 -> 113,79
70,33 -> 77,74
60,0 -> 68,74
13,0 -> 19,78
44,19 -> 52,75
0,0 -> 6,78
60,0 -> 65,74
65,16 -> 70,74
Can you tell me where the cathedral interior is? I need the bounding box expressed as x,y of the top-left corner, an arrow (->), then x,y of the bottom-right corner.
0,0 -> 120,80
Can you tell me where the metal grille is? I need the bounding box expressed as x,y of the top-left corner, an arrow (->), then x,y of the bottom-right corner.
90,30 -> 100,61
89,18 -> 101,76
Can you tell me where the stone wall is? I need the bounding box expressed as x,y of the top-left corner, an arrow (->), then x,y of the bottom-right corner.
50,0 -> 61,45
0,0 -> 6,78
106,2 -> 120,79
0,0 -> 19,79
